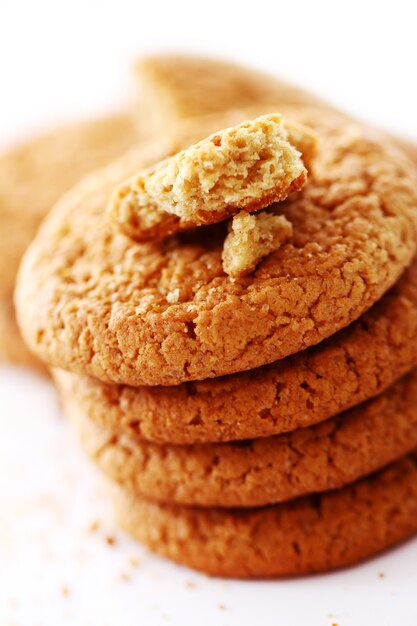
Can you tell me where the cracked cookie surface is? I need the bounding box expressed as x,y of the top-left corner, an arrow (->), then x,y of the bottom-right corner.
114,449 -> 417,578
16,108 -> 417,386
52,254 -> 417,444
61,368 -> 417,508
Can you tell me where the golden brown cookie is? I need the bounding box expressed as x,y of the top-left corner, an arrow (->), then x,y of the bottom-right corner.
114,450 -> 417,578
15,109 -> 417,386
109,114 -> 308,243
53,255 -> 417,444
0,113 -> 138,369
133,55 -> 329,138
61,368 -> 417,508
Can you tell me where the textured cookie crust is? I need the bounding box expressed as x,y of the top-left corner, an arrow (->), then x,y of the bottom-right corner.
109,114 -> 307,242
0,113 -> 137,368
62,368 -> 417,508
16,109 -> 417,386
53,253 -> 417,444
114,450 -> 417,578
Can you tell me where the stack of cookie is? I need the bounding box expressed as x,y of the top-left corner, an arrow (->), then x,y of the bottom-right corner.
14,57 -> 417,578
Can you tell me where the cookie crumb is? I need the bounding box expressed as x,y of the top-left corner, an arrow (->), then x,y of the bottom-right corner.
379,572 -> 385,578
105,535 -> 116,546
218,603 -> 226,610
166,288 -> 180,304
120,572 -> 131,582
88,520 -> 100,532
130,557 -> 139,568
184,580 -> 196,589
61,586 -> 70,597
222,211 -> 293,277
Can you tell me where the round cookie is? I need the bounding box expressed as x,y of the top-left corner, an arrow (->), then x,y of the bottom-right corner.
54,256 -> 417,444
114,450 -> 417,578
63,368 -> 417,508
0,113 -> 138,369
16,109 -> 417,386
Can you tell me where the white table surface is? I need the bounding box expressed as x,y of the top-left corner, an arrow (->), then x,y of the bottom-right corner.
1,366 -> 417,626
1,1 -> 417,623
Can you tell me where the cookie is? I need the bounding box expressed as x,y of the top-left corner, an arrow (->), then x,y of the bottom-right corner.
175,107 -> 319,172
15,109 -> 417,386
109,114 -> 309,243
62,368 -> 417,508
53,252 -> 417,444
114,450 -> 417,578
133,55 -> 329,138
0,113 -> 138,369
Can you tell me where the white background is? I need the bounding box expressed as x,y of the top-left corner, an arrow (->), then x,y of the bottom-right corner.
1,0 -> 417,145
1,1 -> 417,624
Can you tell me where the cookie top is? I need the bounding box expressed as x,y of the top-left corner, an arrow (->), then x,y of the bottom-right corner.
63,367 -> 417,508
53,254 -> 417,443
16,109 -> 417,386
0,114 -> 137,368
109,114 -> 308,242
115,450 -> 417,578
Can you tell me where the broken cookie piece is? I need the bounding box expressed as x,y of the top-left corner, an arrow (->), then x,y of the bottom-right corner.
222,210 -> 293,278
109,114 -> 310,242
